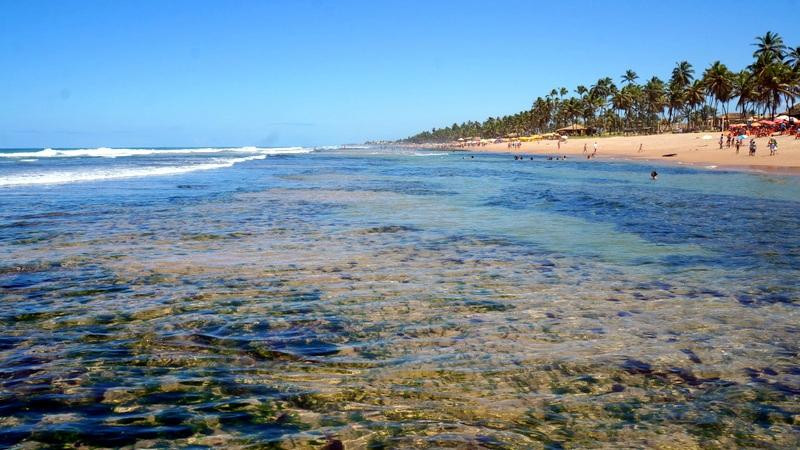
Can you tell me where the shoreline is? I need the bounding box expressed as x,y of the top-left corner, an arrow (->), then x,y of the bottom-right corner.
412,132 -> 800,176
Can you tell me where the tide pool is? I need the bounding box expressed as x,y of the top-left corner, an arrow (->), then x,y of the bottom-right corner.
1,147 -> 799,447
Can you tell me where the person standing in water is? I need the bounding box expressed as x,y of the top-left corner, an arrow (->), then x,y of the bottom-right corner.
650,170 -> 658,180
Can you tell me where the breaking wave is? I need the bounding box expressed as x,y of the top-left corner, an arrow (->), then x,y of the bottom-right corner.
0,155 -> 268,186
0,146 -> 311,159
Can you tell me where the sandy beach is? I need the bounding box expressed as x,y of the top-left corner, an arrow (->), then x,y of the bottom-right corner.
447,132 -> 800,174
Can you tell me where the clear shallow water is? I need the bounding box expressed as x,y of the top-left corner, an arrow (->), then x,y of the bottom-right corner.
1,147 -> 799,448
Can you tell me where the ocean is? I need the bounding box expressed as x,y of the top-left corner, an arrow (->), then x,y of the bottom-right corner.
1,146 -> 799,447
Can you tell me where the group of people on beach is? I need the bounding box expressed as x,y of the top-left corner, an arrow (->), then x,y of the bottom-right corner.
722,133 -> 779,157
512,155 -> 568,161
583,142 -> 598,159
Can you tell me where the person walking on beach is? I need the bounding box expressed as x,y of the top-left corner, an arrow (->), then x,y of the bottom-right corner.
735,138 -> 741,154
726,134 -> 732,148
749,139 -> 756,156
583,143 -> 587,153
719,134 -> 724,150
768,137 -> 778,156
593,142 -> 598,155
638,143 -> 643,153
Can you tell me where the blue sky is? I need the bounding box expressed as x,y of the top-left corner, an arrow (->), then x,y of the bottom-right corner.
1,0 -> 799,148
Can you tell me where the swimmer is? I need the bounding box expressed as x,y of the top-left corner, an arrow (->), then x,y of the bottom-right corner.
650,170 -> 658,180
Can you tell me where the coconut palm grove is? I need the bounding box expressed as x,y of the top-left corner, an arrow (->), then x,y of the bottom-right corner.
404,32 -> 800,143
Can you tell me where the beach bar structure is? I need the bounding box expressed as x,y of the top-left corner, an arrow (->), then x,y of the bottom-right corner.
556,124 -> 590,136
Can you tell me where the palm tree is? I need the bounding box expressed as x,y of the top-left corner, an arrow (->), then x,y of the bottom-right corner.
749,44 -> 795,118
757,63 -> 794,117
644,76 -> 667,131
671,61 -> 694,89
702,61 -> 734,121
580,88 -> 599,129
734,70 -> 755,118
753,31 -> 786,62
622,70 -> 638,85
563,98 -> 582,126
684,80 -> 705,130
589,77 -> 615,129
611,88 -> 634,131
667,82 -> 684,128
788,46 -> 800,70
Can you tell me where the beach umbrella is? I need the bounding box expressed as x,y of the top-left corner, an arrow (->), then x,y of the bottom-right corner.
775,115 -> 790,121
750,122 -> 761,127
737,135 -> 747,140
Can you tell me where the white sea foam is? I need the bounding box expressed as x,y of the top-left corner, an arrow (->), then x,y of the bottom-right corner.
0,146 -> 311,159
412,152 -> 446,157
314,145 -> 372,151
0,155 -> 268,187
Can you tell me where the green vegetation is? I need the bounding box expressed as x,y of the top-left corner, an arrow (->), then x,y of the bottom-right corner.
404,32 -> 800,143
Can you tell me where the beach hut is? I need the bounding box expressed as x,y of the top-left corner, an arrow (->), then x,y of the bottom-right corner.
717,112 -> 745,129
556,124 -> 588,136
